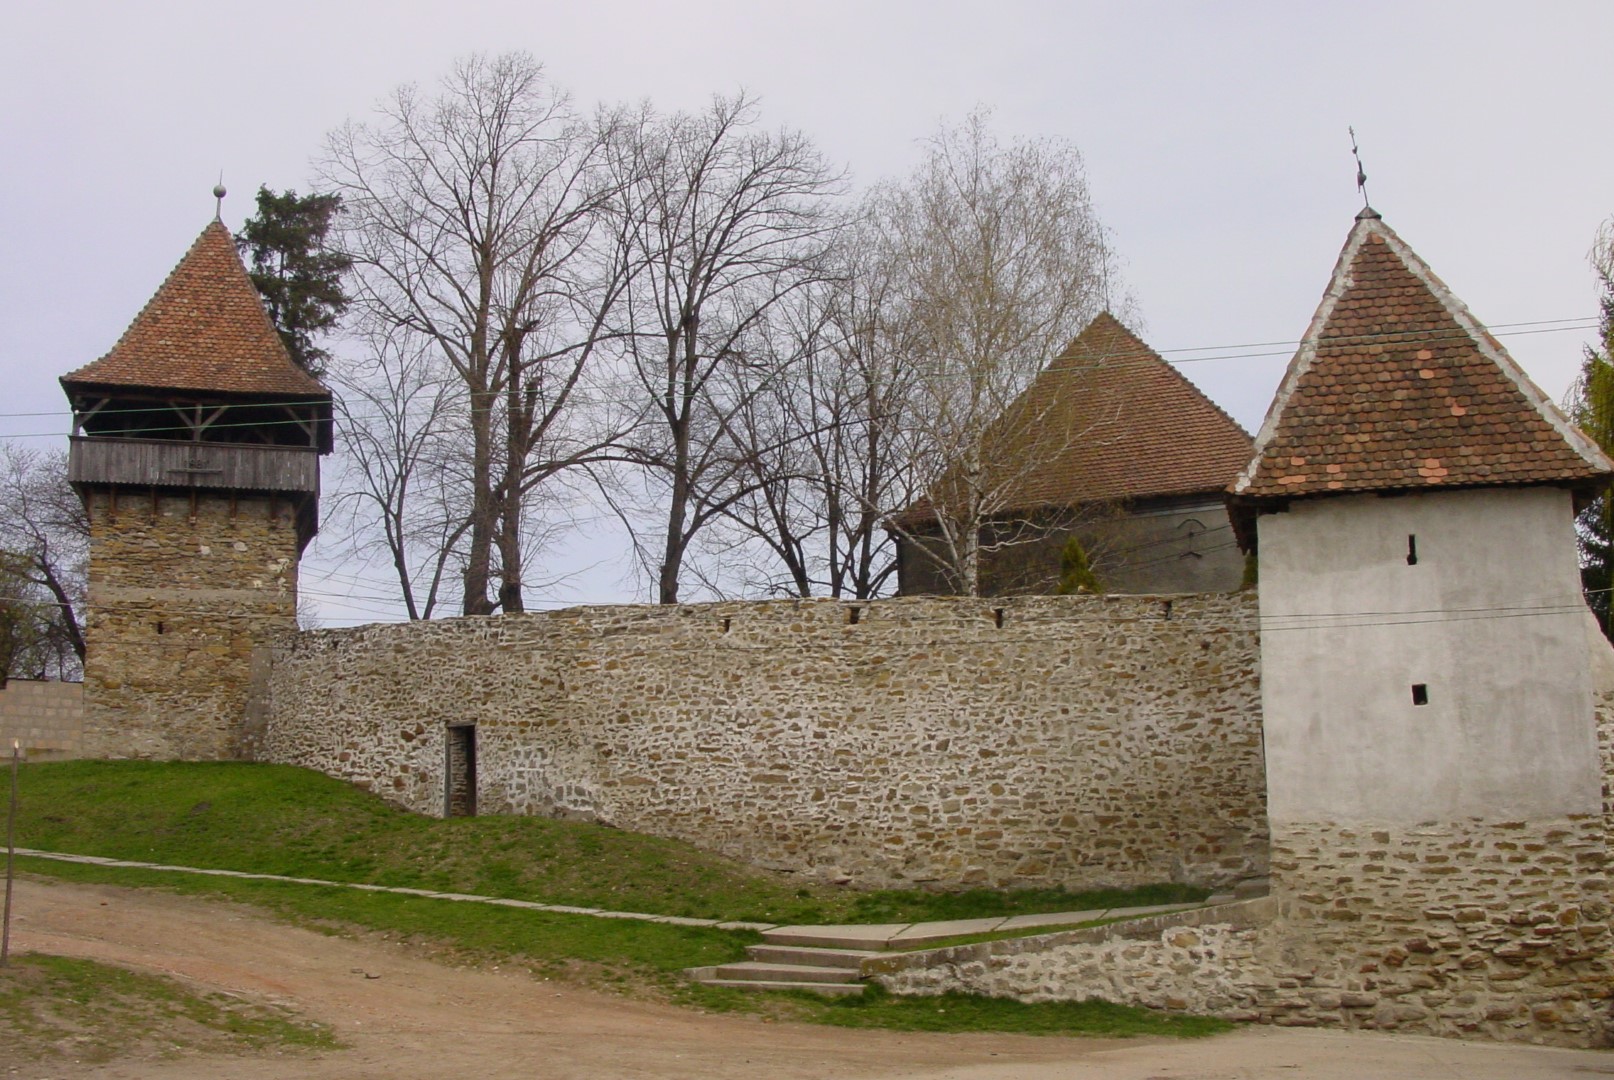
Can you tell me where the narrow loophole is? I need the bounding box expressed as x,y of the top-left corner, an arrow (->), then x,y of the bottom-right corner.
155,620 -> 165,635
1406,535 -> 1418,566
721,617 -> 731,634
847,606 -> 861,625
993,608 -> 1005,629
1412,683 -> 1429,706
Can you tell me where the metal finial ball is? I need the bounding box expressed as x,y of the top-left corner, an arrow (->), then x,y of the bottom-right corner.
212,183 -> 227,200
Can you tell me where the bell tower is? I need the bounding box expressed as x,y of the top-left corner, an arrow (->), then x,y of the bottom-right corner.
62,210 -> 332,759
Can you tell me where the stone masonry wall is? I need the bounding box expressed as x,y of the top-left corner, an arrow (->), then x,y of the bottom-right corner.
877,816 -> 1612,1047
82,491 -> 299,760
264,592 -> 1265,891
0,679 -> 84,759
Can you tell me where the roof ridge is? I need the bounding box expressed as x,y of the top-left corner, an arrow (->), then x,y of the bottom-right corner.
1231,213 -> 1611,503
1232,217 -> 1375,494
1370,220 -> 1609,472
895,313 -> 1253,524
1080,313 -> 1253,443
61,219 -> 329,399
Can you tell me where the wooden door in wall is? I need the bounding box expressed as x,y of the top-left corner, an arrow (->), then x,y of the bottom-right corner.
446,724 -> 477,817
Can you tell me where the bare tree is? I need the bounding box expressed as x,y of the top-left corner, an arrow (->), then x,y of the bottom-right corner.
329,326 -> 470,620
612,94 -> 842,604
0,445 -> 87,680
320,52 -> 636,616
715,237 -> 920,600
870,110 -> 1117,596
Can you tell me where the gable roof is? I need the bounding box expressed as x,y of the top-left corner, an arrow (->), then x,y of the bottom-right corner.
895,313 -> 1253,525
60,220 -> 330,401
1230,209 -> 1610,506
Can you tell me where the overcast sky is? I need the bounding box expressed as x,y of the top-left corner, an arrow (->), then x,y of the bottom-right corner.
4,1 -> 1611,622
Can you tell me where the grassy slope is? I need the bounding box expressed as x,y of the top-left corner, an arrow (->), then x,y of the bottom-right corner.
15,760 -> 1205,924
9,761 -> 1229,1039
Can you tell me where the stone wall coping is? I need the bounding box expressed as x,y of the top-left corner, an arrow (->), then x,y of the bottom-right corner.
272,591 -> 1259,651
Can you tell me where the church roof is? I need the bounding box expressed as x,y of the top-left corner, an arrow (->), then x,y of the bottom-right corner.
60,220 -> 330,401
1230,209 -> 1610,504
894,313 -> 1253,526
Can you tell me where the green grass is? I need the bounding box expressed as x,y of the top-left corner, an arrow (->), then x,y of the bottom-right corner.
14,856 -> 756,979
14,760 -> 1207,925
0,952 -> 339,1063
8,760 -> 1229,1039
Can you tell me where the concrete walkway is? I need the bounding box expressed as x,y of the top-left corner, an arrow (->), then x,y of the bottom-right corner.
760,900 -> 1209,950
15,848 -> 1209,945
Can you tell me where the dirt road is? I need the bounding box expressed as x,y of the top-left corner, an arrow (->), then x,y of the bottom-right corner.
4,876 -> 1612,1079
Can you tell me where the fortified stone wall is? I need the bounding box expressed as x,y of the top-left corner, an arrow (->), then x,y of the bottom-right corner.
877,816 -> 1612,1047
264,592 -> 1266,891
82,491 -> 299,760
0,679 -> 84,759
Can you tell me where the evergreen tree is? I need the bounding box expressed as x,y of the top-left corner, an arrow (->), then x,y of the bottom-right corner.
1569,221 -> 1614,637
1054,535 -> 1103,595
235,186 -> 351,375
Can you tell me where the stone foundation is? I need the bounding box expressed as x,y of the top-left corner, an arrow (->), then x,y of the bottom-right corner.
875,815 -> 1613,1047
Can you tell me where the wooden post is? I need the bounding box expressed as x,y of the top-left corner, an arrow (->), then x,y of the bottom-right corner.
2,739 -> 17,968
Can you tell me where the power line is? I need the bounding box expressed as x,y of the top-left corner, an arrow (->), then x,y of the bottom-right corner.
0,314 -> 1602,435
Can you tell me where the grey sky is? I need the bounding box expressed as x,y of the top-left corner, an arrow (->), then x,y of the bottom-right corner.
4,1 -> 1610,620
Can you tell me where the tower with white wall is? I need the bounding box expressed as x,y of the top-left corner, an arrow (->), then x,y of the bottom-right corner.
1229,207 -> 1614,1043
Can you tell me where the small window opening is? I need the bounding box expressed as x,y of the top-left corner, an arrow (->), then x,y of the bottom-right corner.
155,620 -> 165,635
847,606 -> 861,625
1161,599 -> 1174,621
1411,683 -> 1429,706
993,607 -> 1005,629
721,616 -> 731,634
1406,535 -> 1418,566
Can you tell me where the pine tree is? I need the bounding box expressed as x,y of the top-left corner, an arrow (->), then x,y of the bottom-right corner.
235,186 -> 351,375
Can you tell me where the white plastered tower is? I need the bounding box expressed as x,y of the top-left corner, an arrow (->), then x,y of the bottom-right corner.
1228,207 -> 1614,1045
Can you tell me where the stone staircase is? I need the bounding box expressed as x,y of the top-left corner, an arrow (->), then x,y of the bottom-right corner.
690,941 -> 879,996
685,903 -> 1223,997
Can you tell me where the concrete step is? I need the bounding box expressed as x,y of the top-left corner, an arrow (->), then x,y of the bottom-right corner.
747,944 -> 880,969
696,978 -> 865,997
760,923 -> 910,950
714,961 -> 861,985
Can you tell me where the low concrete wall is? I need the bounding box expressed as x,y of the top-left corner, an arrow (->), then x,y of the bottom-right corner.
0,678 -> 84,759
263,593 -> 1266,892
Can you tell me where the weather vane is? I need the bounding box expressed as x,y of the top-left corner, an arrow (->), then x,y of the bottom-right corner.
213,172 -> 227,221
1348,127 -> 1370,209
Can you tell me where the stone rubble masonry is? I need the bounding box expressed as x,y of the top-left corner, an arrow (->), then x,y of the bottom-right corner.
82,491 -> 299,761
874,814 -> 1613,1048
262,592 -> 1267,892
0,678 -> 84,759
1599,684 -> 1614,852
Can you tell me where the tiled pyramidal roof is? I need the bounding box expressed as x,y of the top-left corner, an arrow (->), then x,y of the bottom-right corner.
896,313 -> 1252,526
1231,210 -> 1610,502
1004,313 -> 1253,507
61,220 -> 330,400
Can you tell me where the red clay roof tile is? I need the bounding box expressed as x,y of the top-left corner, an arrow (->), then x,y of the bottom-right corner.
1231,212 -> 1610,502
60,220 -> 330,401
897,313 -> 1252,524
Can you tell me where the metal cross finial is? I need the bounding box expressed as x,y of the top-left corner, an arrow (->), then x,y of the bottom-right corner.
1349,127 -> 1370,209
213,172 -> 227,221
